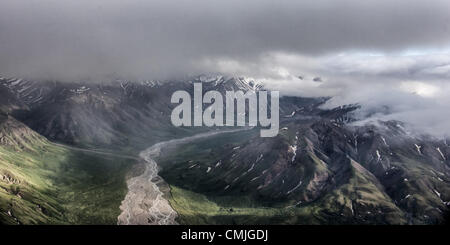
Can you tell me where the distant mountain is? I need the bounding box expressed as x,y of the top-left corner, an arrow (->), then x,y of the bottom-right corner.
0,77 -> 191,151
0,76 -> 264,152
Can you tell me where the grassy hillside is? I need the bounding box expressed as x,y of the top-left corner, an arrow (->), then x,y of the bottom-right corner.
168,185 -> 323,225
0,114 -> 136,224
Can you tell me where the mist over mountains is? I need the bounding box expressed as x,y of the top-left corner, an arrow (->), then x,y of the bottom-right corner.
1,0 -> 450,225
2,1 -> 450,137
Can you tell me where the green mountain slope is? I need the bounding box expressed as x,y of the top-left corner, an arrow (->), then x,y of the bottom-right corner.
0,114 -> 136,224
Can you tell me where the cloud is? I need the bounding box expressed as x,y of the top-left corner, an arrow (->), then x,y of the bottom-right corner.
199,51 -> 450,137
1,0 -> 450,137
1,0 -> 450,80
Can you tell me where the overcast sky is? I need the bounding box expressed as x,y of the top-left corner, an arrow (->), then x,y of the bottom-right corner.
1,0 -> 450,136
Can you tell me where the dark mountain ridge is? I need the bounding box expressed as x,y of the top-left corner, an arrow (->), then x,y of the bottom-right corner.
0,74 -> 449,224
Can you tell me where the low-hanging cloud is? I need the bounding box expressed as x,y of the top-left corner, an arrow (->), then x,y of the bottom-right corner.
246,53 -> 450,138
1,0 -> 450,137
1,0 -> 450,80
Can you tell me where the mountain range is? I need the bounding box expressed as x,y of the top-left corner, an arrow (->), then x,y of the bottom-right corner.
0,75 -> 449,224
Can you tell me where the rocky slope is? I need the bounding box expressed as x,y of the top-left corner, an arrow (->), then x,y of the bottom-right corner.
0,75 -> 264,151
157,97 -> 450,224
0,74 -> 449,224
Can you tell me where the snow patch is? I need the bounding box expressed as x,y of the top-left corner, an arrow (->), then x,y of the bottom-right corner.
289,145 -> 297,162
255,154 -> 263,163
437,147 -> 446,160
285,111 -> 296,118
250,176 -> 259,182
433,189 -> 441,198
11,79 -> 22,86
286,180 -> 302,195
376,150 -> 381,162
414,144 -> 422,155
246,163 -> 255,173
